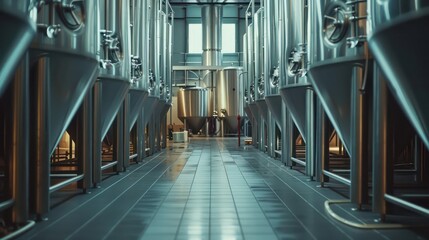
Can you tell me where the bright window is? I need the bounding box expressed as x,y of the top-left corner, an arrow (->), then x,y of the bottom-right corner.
188,23 -> 202,54
222,23 -> 236,53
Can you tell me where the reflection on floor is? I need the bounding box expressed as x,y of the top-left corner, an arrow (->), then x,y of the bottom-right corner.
20,138 -> 429,240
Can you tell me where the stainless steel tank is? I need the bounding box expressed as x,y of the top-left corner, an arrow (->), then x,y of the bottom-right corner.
128,0 -> 150,131
0,1 -> 37,95
177,87 -> 211,134
216,67 -> 244,133
30,0 -> 100,216
307,0 -> 370,156
96,0 -> 131,140
264,0 -> 282,125
279,0 -> 311,142
368,1 -> 429,150
307,0 -> 371,207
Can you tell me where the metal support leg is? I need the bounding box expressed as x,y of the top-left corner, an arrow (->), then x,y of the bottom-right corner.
93,82 -> 102,186
281,102 -> 289,165
32,56 -> 51,219
79,89 -> 93,192
268,112 -> 275,157
123,95 -> 130,169
136,110 -> 144,162
114,104 -> 125,172
372,64 -> 390,220
316,99 -> 329,183
350,66 -> 368,209
149,117 -> 155,155
305,88 -> 315,179
11,53 -> 30,224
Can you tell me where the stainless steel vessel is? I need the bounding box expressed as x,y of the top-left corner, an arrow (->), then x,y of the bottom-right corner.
216,67 -> 244,133
30,0 -> 100,216
264,0 -> 282,125
0,1 -> 37,95
307,0 -> 371,207
368,1 -> 429,150
96,0 -> 131,140
177,87 -> 211,134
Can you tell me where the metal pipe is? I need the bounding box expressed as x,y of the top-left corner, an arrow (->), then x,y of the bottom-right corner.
202,5 -> 223,66
323,170 -> 352,186
385,194 -> 429,217
291,157 -> 306,166
0,199 -> 15,212
101,161 -> 118,171
49,175 -> 84,193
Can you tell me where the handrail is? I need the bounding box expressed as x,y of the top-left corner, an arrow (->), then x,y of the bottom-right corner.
1,220 -> 36,240
291,157 -> 306,166
385,194 -> 429,217
49,174 -> 84,193
323,170 -> 351,186
0,199 -> 14,212
101,161 -> 118,171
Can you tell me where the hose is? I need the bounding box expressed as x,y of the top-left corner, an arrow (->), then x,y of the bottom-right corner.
325,199 -> 415,229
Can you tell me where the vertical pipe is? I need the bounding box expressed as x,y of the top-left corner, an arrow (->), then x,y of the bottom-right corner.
305,87 -> 315,179
93,82 -> 102,186
12,52 -> 29,224
202,5 -> 223,66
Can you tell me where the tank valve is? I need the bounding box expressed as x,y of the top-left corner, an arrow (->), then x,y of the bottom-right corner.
38,24 -> 61,38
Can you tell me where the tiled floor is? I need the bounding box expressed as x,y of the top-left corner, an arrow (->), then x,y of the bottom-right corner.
20,138 -> 429,240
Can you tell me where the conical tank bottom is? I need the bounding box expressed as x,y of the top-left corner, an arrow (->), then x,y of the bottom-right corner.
256,99 -> 269,123
280,83 -> 310,142
265,95 -> 282,125
308,57 -> 365,155
156,99 -> 166,117
161,102 -> 171,118
31,51 -> 99,155
224,116 -> 244,133
244,105 -> 253,120
143,96 -> 159,126
369,11 -> 429,149
181,117 -> 206,134
99,77 -> 130,140
0,10 -> 35,95
248,102 -> 259,124
128,88 -> 148,131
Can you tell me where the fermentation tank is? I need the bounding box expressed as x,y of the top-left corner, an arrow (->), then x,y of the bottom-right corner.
368,2 -> 429,150
216,67 -> 244,133
96,0 -> 131,140
128,0 -> 150,131
280,0 -> 312,142
0,1 -> 37,95
177,87 -> 211,134
307,0 -> 371,206
263,0 -> 282,126
30,0 -> 99,216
